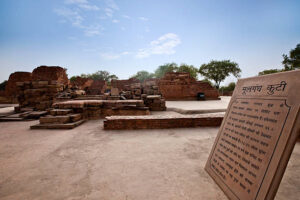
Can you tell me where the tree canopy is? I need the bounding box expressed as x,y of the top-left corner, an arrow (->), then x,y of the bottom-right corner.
199,60 -> 241,89
154,63 -> 178,78
177,64 -> 198,79
258,69 -> 282,76
153,62 -> 198,79
282,43 -> 300,70
131,70 -> 155,81
72,70 -> 118,82
219,82 -> 236,92
258,43 -> 300,76
0,80 -> 7,91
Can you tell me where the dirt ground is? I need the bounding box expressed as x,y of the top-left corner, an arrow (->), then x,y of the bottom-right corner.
0,120 -> 299,200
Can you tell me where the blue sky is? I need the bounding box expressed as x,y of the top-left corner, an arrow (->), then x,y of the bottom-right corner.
0,0 -> 299,85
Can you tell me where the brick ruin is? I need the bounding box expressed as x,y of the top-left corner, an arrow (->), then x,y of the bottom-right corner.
158,72 -> 220,100
16,66 -> 68,111
1,66 -> 223,129
3,72 -> 32,103
112,72 -> 220,101
104,113 -> 224,130
111,78 -> 140,91
70,77 -> 107,95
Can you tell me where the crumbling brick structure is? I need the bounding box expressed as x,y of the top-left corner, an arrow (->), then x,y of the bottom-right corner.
32,66 -> 68,85
16,66 -> 68,110
111,78 -> 140,91
70,77 -> 107,95
158,72 -> 219,100
5,72 -> 32,98
86,80 -> 107,95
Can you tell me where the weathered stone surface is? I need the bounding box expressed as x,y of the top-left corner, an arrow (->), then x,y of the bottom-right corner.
30,119 -> 85,129
158,72 -> 219,100
104,113 -> 224,130
110,88 -> 119,96
50,109 -> 72,116
40,115 -> 70,124
205,70 -> 300,200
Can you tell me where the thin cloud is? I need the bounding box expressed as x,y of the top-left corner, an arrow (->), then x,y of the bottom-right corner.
84,25 -> 102,36
136,33 -> 181,58
112,19 -> 119,23
122,15 -> 131,19
105,8 -> 114,17
100,51 -> 131,60
105,0 -> 119,10
65,0 -> 88,4
54,8 -> 84,28
64,0 -> 99,11
139,17 -> 148,21
78,4 -> 99,10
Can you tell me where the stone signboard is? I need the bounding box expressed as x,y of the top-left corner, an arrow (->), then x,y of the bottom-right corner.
205,70 -> 300,200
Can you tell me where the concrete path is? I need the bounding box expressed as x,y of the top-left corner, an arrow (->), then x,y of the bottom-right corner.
166,96 -> 231,114
0,120 -> 299,200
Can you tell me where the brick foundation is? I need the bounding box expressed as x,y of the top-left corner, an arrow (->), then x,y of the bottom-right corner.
103,113 -> 224,130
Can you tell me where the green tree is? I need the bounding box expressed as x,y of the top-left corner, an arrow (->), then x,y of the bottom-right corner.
131,70 -> 155,82
282,43 -> 300,70
69,76 -> 77,82
201,78 -> 213,87
177,63 -> 198,79
80,70 -> 118,82
154,63 -> 178,78
258,69 -> 282,76
199,60 -> 241,89
0,80 -> 7,91
220,82 -> 236,92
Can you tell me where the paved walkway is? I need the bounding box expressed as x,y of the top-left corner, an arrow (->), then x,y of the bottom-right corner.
0,120 -> 299,200
166,96 -> 231,114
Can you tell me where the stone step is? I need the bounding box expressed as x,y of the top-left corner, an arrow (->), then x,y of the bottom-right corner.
30,119 -> 85,129
104,113 -> 224,130
0,117 -> 26,122
21,111 -> 48,119
39,114 -> 82,124
50,109 -> 72,116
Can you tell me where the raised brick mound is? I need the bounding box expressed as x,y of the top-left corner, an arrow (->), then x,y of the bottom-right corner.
32,66 -> 68,85
70,77 -> 107,95
142,95 -> 166,111
158,72 -> 220,100
16,80 -> 66,110
30,111 -> 85,129
111,78 -> 140,91
103,113 -> 224,130
87,80 -> 107,95
52,100 -> 149,119
5,72 -> 32,98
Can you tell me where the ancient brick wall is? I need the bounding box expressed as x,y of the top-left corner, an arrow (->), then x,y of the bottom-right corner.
111,78 -> 140,91
70,77 -> 107,95
32,66 -> 68,85
158,72 -> 219,100
11,66 -> 69,110
70,77 -> 92,89
86,80 -> 107,95
104,113 -> 224,130
5,72 -> 32,97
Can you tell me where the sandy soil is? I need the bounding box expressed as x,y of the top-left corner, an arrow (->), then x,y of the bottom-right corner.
0,120 -> 299,200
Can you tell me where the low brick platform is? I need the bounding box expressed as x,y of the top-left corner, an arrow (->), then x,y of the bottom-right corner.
103,113 -> 224,130
52,100 -> 144,109
52,100 -> 149,119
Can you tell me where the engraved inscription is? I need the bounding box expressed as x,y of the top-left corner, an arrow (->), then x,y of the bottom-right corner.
210,98 -> 289,199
